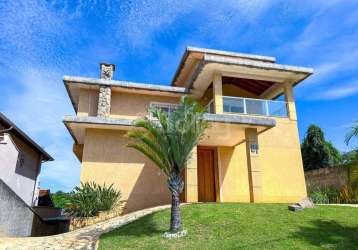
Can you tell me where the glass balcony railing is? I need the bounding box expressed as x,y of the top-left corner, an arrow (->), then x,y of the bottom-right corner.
152,97 -> 288,119
206,96 -> 288,118
223,96 -> 288,117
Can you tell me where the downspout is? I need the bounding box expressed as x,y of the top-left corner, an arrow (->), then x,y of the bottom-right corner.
32,155 -> 43,206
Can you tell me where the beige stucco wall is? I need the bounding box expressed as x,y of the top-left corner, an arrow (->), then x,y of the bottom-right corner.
77,89 -> 99,116
218,144 -> 251,202
110,92 -> 180,119
200,84 -> 258,106
80,129 -> 171,213
78,113 -> 306,210
258,118 -> 307,202
214,118 -> 306,203
222,84 -> 258,98
76,80 -> 306,209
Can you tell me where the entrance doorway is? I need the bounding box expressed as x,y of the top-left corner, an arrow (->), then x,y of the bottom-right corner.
197,147 -> 217,202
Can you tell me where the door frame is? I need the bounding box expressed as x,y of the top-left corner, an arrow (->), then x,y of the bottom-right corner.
197,146 -> 220,202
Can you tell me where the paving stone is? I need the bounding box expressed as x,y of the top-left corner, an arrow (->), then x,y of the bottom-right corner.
0,204 -> 171,250
288,204 -> 303,212
298,197 -> 314,208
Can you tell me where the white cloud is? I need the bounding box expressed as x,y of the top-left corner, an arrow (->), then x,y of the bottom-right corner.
114,0 -> 199,48
314,82 -> 358,100
2,67 -> 79,191
114,0 -> 274,49
0,1 -> 69,69
279,1 -> 358,100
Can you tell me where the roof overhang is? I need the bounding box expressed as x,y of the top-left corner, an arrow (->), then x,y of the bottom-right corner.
172,46 -> 277,86
171,47 -> 313,99
64,114 -> 275,146
64,76 -> 191,112
63,116 -> 135,144
188,54 -> 313,98
0,113 -> 53,161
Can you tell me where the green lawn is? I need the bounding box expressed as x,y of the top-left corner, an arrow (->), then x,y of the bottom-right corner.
98,203 -> 358,250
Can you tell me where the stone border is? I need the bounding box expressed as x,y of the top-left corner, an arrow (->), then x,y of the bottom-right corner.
317,204 -> 358,207
0,204 -> 171,250
70,202 -> 126,231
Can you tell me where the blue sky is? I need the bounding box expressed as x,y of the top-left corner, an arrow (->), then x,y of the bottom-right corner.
0,0 -> 357,191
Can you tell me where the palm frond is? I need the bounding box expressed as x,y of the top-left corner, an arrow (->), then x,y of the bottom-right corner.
345,121 -> 358,145
127,143 -> 170,174
127,130 -> 171,168
127,96 -> 209,177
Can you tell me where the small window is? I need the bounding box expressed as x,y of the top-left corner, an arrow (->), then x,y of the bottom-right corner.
17,152 -> 25,168
149,102 -> 178,119
0,134 -> 7,144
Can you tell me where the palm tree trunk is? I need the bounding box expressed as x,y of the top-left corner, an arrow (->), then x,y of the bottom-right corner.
170,190 -> 181,232
168,169 -> 184,233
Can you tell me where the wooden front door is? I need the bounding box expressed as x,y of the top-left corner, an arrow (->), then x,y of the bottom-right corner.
198,147 -> 216,202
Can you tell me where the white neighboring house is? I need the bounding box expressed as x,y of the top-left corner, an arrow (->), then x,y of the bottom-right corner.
0,112 -> 53,206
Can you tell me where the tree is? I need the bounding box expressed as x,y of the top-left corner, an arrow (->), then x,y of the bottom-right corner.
127,96 -> 208,234
301,125 -> 341,170
325,141 -> 342,166
344,121 -> 358,166
51,191 -> 72,209
342,150 -> 358,166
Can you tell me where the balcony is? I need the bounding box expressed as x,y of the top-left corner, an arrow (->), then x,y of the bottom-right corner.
64,99 -> 279,147
207,96 -> 288,118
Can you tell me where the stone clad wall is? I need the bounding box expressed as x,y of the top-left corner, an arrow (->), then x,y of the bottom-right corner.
97,86 -> 111,117
304,167 -> 349,189
70,201 -> 126,231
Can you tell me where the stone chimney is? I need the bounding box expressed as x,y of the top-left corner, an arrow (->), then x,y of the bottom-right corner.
97,63 -> 115,117
100,63 -> 115,80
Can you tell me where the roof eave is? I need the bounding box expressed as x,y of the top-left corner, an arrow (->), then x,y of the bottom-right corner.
0,113 -> 54,162
63,76 -> 189,93
187,55 -> 313,89
171,46 -> 278,86
63,79 -> 78,113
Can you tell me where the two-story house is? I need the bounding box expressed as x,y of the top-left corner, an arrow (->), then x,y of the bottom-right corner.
0,112 -> 54,236
63,47 -> 313,212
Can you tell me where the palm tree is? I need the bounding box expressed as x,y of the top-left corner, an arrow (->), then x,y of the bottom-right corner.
345,121 -> 358,145
127,96 -> 208,234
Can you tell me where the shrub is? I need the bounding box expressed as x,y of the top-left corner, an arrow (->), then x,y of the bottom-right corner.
308,186 -> 339,204
309,189 -> 329,204
338,185 -> 358,204
68,182 -> 121,218
51,191 -> 72,209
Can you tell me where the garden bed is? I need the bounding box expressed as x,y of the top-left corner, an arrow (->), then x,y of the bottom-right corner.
70,201 -> 126,231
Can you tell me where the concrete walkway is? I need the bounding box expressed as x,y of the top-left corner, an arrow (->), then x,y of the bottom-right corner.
0,204 -> 171,250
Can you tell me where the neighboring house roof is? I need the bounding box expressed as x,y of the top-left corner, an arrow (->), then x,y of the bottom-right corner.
38,189 -> 54,207
0,113 -> 53,162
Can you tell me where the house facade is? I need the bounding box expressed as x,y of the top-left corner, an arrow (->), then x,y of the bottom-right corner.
0,112 -> 54,236
0,113 -> 53,206
63,47 -> 313,212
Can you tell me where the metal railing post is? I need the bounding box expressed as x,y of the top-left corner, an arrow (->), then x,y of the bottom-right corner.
243,98 -> 247,114
265,100 -> 269,116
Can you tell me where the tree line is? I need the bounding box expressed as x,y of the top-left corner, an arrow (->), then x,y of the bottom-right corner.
301,122 -> 358,171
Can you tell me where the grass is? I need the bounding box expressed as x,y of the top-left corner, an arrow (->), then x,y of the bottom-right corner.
98,203 -> 358,250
